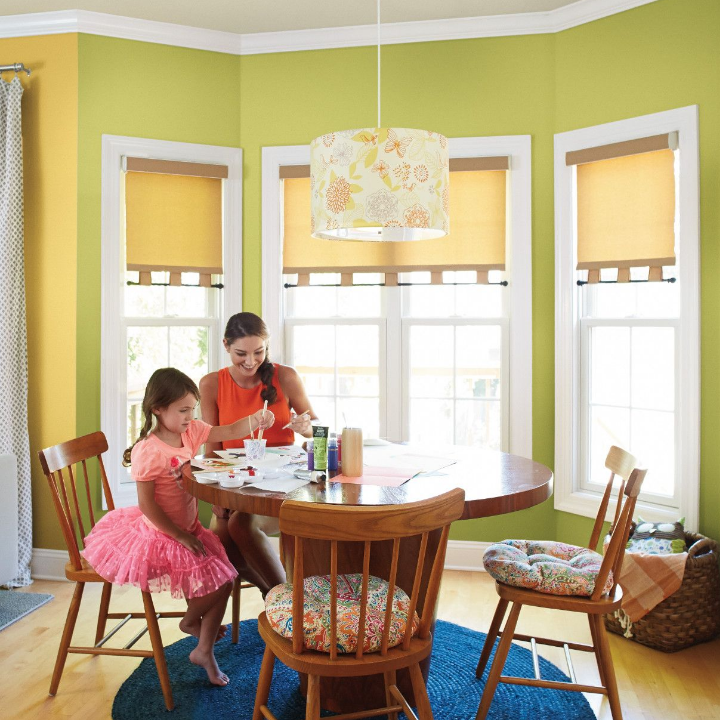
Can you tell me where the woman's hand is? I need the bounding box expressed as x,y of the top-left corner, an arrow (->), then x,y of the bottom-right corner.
177,531 -> 207,556
288,411 -> 312,436
253,408 -> 275,431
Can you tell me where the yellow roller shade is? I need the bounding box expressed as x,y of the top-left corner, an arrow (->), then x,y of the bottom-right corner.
283,164 -> 506,280
576,148 -> 676,275
125,171 -> 223,283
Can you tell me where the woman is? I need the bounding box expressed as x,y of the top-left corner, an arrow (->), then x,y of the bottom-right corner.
200,312 -> 316,596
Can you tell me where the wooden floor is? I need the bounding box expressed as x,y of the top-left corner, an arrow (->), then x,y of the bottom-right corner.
2,571 -> 719,719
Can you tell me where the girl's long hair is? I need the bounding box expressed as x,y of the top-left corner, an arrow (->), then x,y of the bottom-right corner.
123,368 -> 200,466
224,312 -> 277,405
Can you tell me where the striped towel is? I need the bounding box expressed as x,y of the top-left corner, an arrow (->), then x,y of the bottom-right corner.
615,551 -> 687,626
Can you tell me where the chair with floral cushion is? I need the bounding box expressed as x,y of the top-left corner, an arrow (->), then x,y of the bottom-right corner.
474,446 -> 645,720
253,488 -> 465,720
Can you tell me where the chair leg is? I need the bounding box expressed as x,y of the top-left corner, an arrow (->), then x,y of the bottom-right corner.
306,673 -> 321,720
588,613 -> 607,687
475,602 -> 522,720
409,663 -> 434,720
141,591 -> 174,712
384,669 -> 399,720
232,577 -> 241,644
253,645 -> 276,720
95,581 -> 113,645
475,597 -> 509,678
49,581 -> 85,696
591,614 -> 624,720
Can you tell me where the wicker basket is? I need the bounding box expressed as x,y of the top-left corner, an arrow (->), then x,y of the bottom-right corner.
605,532 -> 720,652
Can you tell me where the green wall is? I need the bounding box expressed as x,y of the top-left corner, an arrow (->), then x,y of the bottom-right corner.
67,0 -> 719,550
553,0 -> 720,545
77,37 -> 242,527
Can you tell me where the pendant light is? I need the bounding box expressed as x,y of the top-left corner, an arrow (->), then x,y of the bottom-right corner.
309,0 -> 449,241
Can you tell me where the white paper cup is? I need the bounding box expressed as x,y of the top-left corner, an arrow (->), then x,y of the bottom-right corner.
244,438 -> 267,462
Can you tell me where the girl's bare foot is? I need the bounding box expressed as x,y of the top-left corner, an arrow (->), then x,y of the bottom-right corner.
180,618 -> 227,642
189,647 -> 229,686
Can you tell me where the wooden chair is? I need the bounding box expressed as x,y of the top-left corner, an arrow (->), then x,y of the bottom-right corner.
230,575 -> 255,643
474,446 -> 645,720
253,487 -> 466,720
38,431 -> 183,711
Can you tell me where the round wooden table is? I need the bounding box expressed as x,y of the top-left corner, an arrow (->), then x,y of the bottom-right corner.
183,445 -> 553,713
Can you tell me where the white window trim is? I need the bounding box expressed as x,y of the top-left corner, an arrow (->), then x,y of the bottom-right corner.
262,135 -> 532,457
101,135 -> 243,508
554,106 -> 700,529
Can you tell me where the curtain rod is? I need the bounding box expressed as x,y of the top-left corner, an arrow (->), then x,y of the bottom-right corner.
0,63 -> 31,76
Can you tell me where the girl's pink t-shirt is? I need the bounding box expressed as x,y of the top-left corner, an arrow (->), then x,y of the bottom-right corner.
130,419 -> 212,532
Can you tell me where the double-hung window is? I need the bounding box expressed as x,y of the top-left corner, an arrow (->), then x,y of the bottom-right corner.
262,136 -> 532,455
101,136 -> 242,506
554,107 -> 700,527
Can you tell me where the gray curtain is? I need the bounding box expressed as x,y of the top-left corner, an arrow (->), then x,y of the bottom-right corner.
0,76 -> 31,587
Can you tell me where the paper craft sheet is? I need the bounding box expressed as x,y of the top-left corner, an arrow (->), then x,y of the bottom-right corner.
374,453 -> 456,473
331,466 -> 417,487
191,457 -> 240,471
214,449 -> 246,461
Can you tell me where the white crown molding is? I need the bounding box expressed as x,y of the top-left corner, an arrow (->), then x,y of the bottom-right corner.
0,1 -> 659,55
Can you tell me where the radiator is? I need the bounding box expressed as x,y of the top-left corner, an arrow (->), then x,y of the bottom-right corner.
0,454 -> 18,585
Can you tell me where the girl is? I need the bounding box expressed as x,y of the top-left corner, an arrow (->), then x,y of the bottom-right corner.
81,367 -> 274,687
199,312 -> 317,596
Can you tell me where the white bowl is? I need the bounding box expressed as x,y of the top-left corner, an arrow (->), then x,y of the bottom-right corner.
218,476 -> 245,489
193,472 -> 220,484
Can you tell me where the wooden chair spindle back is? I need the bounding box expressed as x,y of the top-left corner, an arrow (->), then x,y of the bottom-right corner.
279,488 -> 465,661
38,431 -> 113,571
588,445 -> 637,551
591,466 -> 647,601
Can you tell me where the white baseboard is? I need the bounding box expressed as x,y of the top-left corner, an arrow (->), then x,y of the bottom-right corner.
270,537 -> 488,572
31,548 -> 70,581
445,540 -> 489,572
31,540 -> 488,583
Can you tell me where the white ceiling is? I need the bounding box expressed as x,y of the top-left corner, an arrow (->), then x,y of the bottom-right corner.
0,1 -> 583,35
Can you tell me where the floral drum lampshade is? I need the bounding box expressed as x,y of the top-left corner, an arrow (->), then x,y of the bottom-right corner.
310,127 -> 449,241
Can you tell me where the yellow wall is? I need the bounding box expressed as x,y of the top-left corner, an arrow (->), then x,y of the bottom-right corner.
0,34 -> 78,548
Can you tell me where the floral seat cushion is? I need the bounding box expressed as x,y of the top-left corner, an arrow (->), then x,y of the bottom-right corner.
483,540 -> 613,597
265,573 -> 419,653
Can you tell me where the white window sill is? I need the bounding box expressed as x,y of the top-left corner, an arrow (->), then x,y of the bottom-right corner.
555,489 -> 684,525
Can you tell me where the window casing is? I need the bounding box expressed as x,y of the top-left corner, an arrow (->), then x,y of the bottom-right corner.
554,107 -> 699,528
101,135 -> 242,507
262,136 -> 532,456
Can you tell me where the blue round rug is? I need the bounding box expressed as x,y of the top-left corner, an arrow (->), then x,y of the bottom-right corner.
113,619 -> 595,719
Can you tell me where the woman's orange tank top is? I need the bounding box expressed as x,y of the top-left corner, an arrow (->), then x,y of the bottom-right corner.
216,365 -> 295,449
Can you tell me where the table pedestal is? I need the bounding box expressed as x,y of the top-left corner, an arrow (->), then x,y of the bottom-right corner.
280,531 -> 441,713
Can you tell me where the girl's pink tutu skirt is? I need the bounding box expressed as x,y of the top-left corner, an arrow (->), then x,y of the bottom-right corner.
81,506 -> 237,599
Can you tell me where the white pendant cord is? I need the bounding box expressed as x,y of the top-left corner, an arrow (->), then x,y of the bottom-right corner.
377,0 -> 381,128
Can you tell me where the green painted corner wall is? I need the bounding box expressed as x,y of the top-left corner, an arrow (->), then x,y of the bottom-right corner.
58,0 -> 719,551
553,0 -> 720,546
